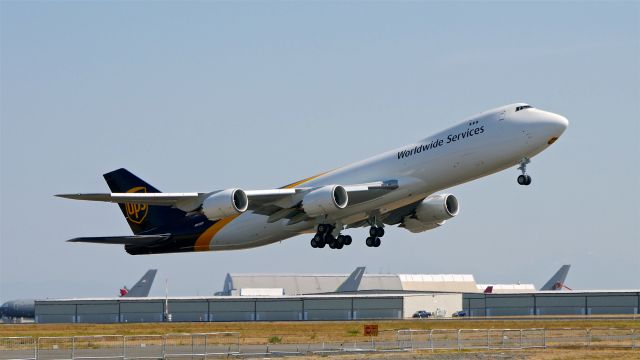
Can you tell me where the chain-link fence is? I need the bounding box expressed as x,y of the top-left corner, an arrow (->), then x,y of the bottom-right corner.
0,328 -> 637,359
36,337 -> 73,360
122,336 -> 162,360
0,337 -> 36,360
1,333 -> 239,360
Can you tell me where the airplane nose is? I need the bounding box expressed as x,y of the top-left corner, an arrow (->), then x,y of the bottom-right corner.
543,112 -> 568,145
552,113 -> 569,131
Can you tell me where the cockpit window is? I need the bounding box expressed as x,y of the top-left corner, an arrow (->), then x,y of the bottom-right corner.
515,105 -> 533,112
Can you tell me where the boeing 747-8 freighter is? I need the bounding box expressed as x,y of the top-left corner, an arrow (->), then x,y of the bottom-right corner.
58,103 -> 568,254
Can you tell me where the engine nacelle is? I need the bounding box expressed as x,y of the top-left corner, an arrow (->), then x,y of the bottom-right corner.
201,189 -> 248,220
415,194 -> 459,222
402,194 -> 459,233
302,185 -> 348,217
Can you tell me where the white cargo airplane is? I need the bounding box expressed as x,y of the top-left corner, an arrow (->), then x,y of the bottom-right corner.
58,103 -> 568,254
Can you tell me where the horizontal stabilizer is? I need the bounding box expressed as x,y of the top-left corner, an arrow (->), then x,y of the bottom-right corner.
67,234 -> 171,246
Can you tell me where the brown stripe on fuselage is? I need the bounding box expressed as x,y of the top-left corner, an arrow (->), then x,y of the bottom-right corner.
194,214 -> 241,251
281,172 -> 327,189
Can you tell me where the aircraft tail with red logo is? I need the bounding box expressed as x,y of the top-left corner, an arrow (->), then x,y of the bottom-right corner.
103,168 -> 186,234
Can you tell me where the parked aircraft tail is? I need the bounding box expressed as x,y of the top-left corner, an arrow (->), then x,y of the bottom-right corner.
540,265 -> 571,291
103,169 -> 186,234
336,267 -> 366,292
120,269 -> 157,297
483,285 -> 493,294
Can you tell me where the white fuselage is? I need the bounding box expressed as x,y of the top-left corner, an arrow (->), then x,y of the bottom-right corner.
210,103 -> 568,250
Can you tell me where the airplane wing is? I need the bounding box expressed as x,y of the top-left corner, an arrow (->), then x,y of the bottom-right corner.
57,180 -> 399,223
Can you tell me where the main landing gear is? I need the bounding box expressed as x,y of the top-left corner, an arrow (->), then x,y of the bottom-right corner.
310,224 -> 352,250
366,226 -> 384,247
309,223 -> 385,249
517,157 -> 532,186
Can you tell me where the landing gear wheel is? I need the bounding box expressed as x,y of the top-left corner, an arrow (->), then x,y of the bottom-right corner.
325,234 -> 336,244
374,238 -> 381,247
518,174 -> 532,186
343,235 -> 352,245
310,239 -> 318,248
369,227 -> 377,237
375,227 -> 385,237
517,174 -> 527,185
317,224 -> 328,233
317,240 -> 326,248
335,242 -> 344,249
336,235 -> 345,246
329,242 -> 336,249
366,237 -> 375,247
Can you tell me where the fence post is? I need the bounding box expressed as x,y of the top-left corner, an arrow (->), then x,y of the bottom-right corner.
410,330 -> 413,351
429,330 -> 433,351
587,329 -> 591,348
121,336 -> 125,360
72,337 -> 76,360
543,328 -> 547,349
457,330 -> 461,351
486,329 -> 490,350
520,329 -> 523,349
204,334 -> 207,360
162,335 -> 166,360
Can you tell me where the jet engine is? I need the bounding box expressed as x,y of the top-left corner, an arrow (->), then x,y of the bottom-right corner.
302,185 -> 348,217
401,194 -> 459,233
201,189 -> 248,220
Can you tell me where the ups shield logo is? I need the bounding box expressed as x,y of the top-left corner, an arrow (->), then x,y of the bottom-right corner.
125,187 -> 148,224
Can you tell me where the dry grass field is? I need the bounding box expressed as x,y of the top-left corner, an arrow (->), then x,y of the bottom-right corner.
1,318 -> 639,341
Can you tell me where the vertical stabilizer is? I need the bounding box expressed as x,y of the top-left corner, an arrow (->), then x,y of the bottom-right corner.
336,267 -> 366,292
103,169 -> 185,235
540,265 -> 571,291
123,269 -> 158,297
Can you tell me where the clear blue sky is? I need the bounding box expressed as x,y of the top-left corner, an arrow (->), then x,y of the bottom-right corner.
1,1 -> 638,300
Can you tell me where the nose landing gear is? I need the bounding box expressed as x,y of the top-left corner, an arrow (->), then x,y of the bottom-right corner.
517,157 -> 532,186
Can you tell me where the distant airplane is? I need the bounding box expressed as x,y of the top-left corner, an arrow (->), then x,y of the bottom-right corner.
0,269 -> 157,322
482,265 -> 571,293
58,103 -> 568,254
335,267 -> 366,293
540,265 -> 572,291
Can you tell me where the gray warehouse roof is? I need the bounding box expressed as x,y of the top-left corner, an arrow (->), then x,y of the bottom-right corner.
222,273 -> 478,295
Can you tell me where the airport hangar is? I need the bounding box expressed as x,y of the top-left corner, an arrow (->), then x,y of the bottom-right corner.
34,272 -> 640,323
